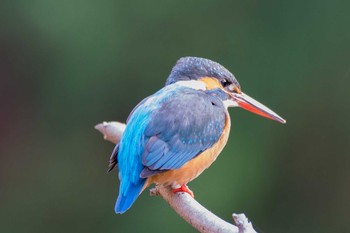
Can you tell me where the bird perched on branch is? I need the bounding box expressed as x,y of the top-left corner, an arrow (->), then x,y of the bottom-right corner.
108,57 -> 286,214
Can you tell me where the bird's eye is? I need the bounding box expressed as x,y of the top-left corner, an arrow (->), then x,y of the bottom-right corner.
220,79 -> 230,87
221,79 -> 239,93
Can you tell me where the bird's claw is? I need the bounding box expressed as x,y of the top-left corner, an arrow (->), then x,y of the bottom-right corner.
172,184 -> 195,198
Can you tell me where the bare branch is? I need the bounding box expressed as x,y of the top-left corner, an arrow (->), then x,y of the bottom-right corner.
95,121 -> 257,233
94,121 -> 126,144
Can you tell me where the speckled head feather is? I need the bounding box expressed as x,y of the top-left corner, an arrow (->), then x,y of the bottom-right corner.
166,57 -> 240,89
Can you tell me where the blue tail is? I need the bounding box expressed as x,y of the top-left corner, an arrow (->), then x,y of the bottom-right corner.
115,179 -> 146,214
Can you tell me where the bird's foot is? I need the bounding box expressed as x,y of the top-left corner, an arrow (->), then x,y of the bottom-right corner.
172,184 -> 195,198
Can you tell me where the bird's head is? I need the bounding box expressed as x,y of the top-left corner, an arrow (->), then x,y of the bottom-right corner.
166,57 -> 286,124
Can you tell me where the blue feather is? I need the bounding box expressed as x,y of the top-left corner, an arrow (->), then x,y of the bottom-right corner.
115,103 -> 150,213
115,85 -> 182,213
114,85 -> 228,213
115,180 -> 145,213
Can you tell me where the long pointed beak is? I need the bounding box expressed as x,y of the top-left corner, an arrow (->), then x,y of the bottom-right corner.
232,92 -> 286,124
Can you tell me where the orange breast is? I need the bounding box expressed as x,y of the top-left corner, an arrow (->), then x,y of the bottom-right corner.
145,113 -> 231,188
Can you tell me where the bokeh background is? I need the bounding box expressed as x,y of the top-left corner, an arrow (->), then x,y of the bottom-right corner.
1,1 -> 349,232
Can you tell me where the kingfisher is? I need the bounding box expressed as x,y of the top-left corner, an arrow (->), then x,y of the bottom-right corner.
109,57 -> 286,214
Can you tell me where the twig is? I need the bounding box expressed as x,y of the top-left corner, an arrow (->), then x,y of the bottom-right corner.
95,121 -> 257,233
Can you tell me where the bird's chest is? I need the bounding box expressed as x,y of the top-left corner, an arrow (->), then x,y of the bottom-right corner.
150,114 -> 231,186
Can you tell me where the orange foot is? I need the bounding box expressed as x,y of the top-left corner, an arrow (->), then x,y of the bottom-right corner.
172,184 -> 195,198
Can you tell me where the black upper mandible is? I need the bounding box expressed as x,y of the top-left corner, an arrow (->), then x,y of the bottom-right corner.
165,57 -> 240,89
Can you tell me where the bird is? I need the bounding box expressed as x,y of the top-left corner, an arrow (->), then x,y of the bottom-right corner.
108,57 -> 286,214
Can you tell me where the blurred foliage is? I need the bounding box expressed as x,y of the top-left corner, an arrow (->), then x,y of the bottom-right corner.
1,0 -> 349,232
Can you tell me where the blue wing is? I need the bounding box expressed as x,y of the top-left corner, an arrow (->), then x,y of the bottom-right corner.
114,85 -> 227,213
115,85 -> 180,213
140,88 -> 227,177
107,96 -> 151,172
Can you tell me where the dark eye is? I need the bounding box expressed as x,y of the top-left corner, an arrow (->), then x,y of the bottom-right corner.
221,78 -> 240,93
220,79 -> 230,87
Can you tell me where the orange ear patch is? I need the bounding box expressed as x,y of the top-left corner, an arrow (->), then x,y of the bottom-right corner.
235,86 -> 242,94
199,77 -> 222,90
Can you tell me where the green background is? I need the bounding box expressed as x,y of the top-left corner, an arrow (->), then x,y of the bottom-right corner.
1,1 -> 349,232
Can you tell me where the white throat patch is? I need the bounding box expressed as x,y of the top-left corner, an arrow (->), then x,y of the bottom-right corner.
223,99 -> 239,108
176,80 -> 206,90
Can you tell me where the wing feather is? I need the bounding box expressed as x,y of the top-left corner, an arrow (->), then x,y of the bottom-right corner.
141,89 -> 226,176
